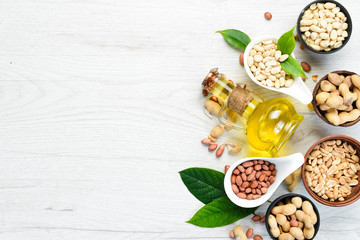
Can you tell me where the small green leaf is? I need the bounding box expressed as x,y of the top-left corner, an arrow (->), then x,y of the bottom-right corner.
179,168 -> 225,204
187,196 -> 257,228
277,26 -> 296,55
216,29 -> 251,50
280,56 -> 307,78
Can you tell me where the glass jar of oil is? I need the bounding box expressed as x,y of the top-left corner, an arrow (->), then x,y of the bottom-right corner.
204,69 -> 303,156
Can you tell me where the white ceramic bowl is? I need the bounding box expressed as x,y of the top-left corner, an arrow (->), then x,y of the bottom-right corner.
224,153 -> 304,208
243,35 -> 313,105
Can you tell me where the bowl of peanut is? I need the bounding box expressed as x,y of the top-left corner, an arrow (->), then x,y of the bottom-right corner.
265,193 -> 320,240
297,0 -> 352,54
312,71 -> 360,127
224,153 -> 304,208
243,35 -> 312,105
302,135 -> 360,207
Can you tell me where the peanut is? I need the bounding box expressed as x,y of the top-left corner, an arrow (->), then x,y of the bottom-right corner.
352,74 -> 360,89
246,228 -> 253,238
229,230 -> 235,238
239,53 -> 244,66
303,226 -> 315,239
295,210 -> 313,229
271,204 -> 296,216
291,197 -> 302,208
290,219 -> 299,227
276,214 -> 291,232
208,134 -> 217,142
288,169 -> 301,192
208,144 -> 218,151
289,227 -> 304,240
225,141 -> 242,153
268,214 -> 281,237
225,165 -> 230,173
278,233 -> 295,240
338,109 -> 360,125
320,80 -> 336,92
216,144 -> 225,157
205,99 -> 221,116
233,225 -> 247,240
328,73 -> 343,86
339,83 -> 358,106
210,125 -> 224,138
253,235 -> 263,240
302,201 -> 317,225
252,215 -> 261,222
264,12 -> 272,20
325,108 -> 340,126
201,138 -> 212,145
301,62 -> 311,72
316,92 -> 330,104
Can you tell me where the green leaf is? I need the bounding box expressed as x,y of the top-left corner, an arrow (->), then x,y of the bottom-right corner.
277,26 -> 296,55
179,168 -> 225,204
187,196 -> 257,228
280,56 -> 307,78
216,29 -> 251,50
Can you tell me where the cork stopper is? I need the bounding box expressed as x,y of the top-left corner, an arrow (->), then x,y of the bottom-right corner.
227,85 -> 253,115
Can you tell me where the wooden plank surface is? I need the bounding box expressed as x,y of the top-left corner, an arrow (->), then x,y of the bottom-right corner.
0,0 -> 359,239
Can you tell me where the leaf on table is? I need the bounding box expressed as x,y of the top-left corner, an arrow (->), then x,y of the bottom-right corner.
179,168 -> 225,204
186,196 -> 257,228
280,56 -> 307,78
216,29 -> 251,50
277,26 -> 296,55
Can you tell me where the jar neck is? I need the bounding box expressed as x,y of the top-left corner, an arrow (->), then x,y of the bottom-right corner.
210,77 -> 261,120
210,75 -> 235,102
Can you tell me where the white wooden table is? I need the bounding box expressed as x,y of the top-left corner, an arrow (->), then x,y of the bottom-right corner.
0,0 -> 359,239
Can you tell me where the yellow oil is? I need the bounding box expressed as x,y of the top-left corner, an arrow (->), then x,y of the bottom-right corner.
246,98 -> 304,156
209,75 -> 303,156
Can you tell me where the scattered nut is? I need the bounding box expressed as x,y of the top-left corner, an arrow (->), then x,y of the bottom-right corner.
301,62 -> 311,72
246,228 -> 253,238
201,138 -> 212,145
239,53 -> 244,66
252,215 -> 261,222
264,12 -> 272,20
225,165 -> 230,173
225,141 -> 242,153
312,75 -> 318,82
216,144 -> 225,157
208,144 -> 218,151
253,235 -> 263,240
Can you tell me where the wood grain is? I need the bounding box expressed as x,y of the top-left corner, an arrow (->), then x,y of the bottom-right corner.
0,0 -> 359,239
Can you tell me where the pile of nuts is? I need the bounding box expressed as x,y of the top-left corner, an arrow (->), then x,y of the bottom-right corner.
247,40 -> 294,88
300,2 -> 348,52
231,160 -> 277,200
268,196 -> 318,239
305,139 -> 359,201
315,72 -> 360,125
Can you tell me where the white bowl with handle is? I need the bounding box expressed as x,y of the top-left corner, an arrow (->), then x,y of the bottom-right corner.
243,35 -> 313,105
224,153 -> 304,208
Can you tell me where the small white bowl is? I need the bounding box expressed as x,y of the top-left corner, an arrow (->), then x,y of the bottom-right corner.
243,35 -> 313,105
224,153 -> 304,208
